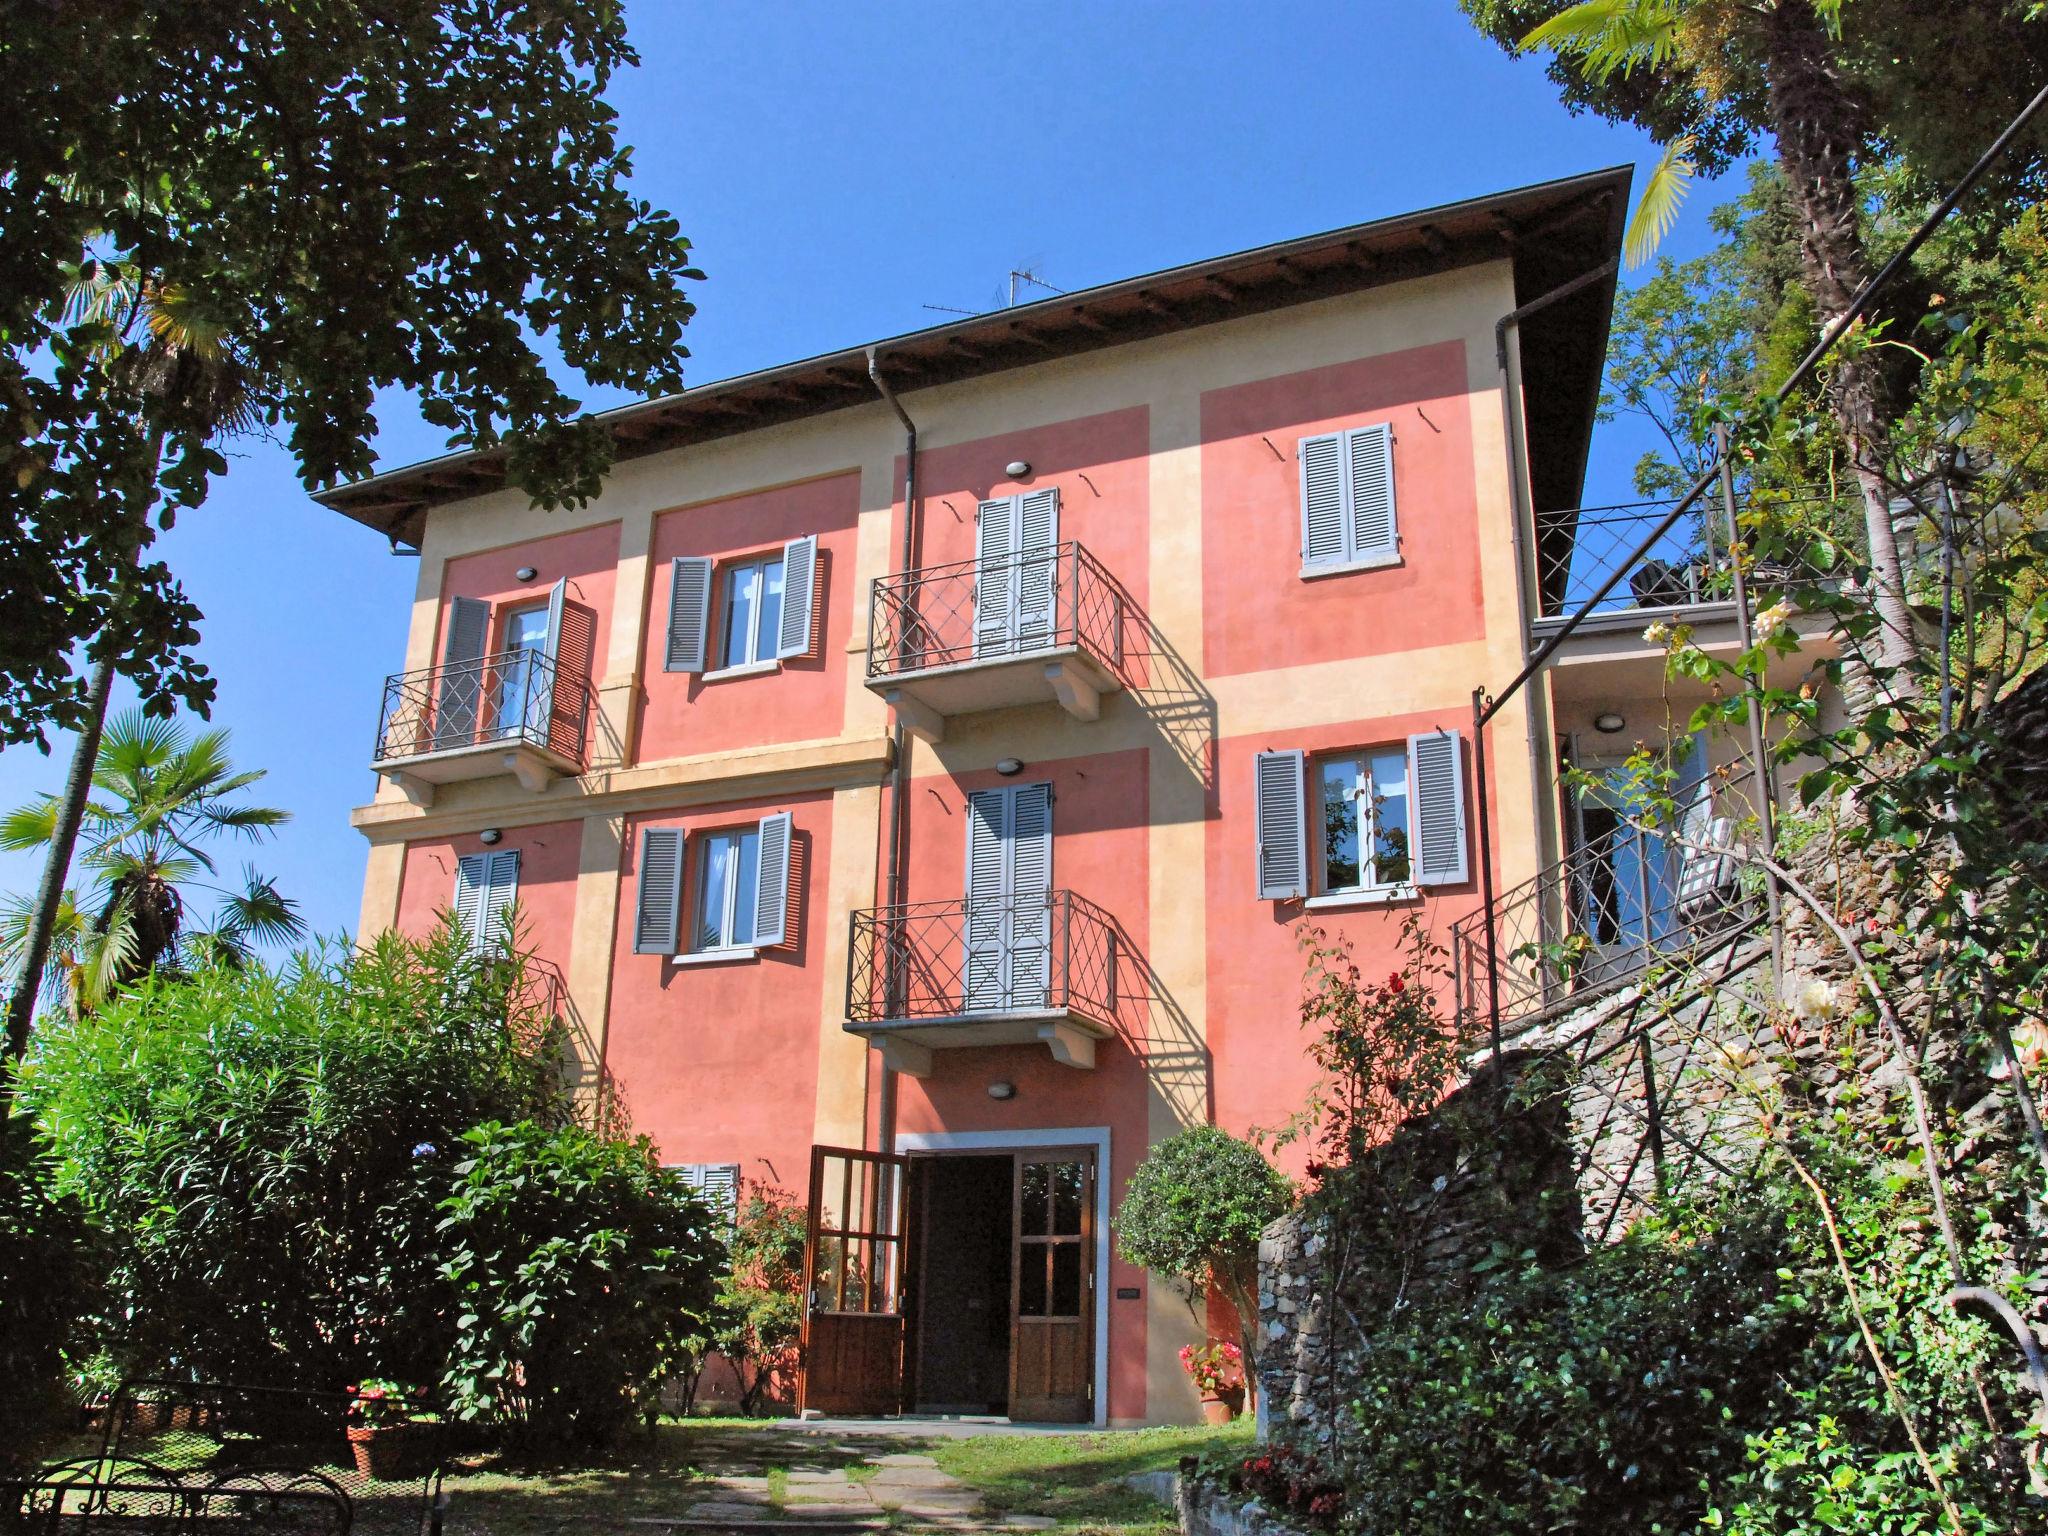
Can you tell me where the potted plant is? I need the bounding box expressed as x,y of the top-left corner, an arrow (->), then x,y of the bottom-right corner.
344,1379 -> 426,1480
1180,1340 -> 1246,1424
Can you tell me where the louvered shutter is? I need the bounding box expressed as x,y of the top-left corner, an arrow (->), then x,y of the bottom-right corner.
973,496 -> 1017,656
665,557 -> 714,673
752,811 -> 793,947
633,828 -> 685,955
1408,731 -> 1469,886
680,1162 -> 741,1226
480,849 -> 521,948
453,853 -> 489,948
1006,782 -> 1054,1009
1298,434 -> 1346,569
776,536 -> 818,660
1254,750 -> 1308,900
963,788 -> 1008,1010
1346,424 -> 1397,558
1013,487 -> 1061,650
434,596 -> 490,747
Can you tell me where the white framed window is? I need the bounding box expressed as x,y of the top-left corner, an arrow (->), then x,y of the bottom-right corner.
718,556 -> 786,670
1316,748 -> 1413,894
691,826 -> 762,952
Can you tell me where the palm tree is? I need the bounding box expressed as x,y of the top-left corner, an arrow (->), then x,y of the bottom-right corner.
1518,0 -> 1921,672
0,711 -> 304,1015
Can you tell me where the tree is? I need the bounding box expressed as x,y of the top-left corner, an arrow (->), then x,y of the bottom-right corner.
1116,1125 -> 1293,1377
0,710 -> 303,1015
711,1184 -> 807,1416
1460,0 -> 2048,673
1,1 -> 702,746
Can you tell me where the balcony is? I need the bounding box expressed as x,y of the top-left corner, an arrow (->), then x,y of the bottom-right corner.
371,649 -> 591,807
845,891 -> 1120,1075
866,542 -> 1125,742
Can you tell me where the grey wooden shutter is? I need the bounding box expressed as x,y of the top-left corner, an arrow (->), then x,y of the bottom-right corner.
963,788 -> 1008,1010
1254,749 -> 1308,899
973,495 -> 1018,656
776,536 -> 818,660
454,853 -> 489,948
1408,731 -> 1469,886
665,557 -> 714,673
752,811 -> 793,947
1014,487 -> 1061,649
481,849 -> 520,947
1346,424 -> 1397,558
633,827 -> 685,954
435,596 -> 491,747
679,1162 -> 741,1225
1298,434 -> 1346,569
1006,782 -> 1054,1009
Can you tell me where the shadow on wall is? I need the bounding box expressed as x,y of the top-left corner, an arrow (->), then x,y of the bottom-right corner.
1105,916 -> 1214,1130
1103,568 -> 1217,799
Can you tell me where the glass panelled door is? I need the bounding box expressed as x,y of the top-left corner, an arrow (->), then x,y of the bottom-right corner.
494,605 -> 550,741
1570,740 -> 1707,973
1009,1150 -> 1094,1423
801,1146 -> 907,1416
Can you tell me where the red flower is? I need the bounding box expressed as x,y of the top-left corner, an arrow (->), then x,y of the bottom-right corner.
1387,972 -> 1405,993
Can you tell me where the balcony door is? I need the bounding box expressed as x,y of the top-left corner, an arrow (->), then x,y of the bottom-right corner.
973,488 -> 1061,658
964,783 -> 1053,1014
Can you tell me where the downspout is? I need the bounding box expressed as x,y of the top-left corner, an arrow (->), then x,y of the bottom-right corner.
1493,256 -> 1618,882
867,348 -> 917,1157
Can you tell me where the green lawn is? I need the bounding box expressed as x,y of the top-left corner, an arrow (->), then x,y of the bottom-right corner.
930,1421 -> 1254,1534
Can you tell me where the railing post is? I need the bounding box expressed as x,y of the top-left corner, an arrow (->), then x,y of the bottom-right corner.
1714,424 -> 1783,989
1472,687 -> 1504,1106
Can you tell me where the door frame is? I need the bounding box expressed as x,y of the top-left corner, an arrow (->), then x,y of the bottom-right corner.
894,1127 -> 1111,1426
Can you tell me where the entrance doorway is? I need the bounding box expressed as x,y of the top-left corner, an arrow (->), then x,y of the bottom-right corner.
800,1142 -> 1098,1424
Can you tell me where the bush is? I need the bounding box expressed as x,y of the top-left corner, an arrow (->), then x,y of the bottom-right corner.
19,924 -> 572,1390
0,1115 -> 92,1471
437,1121 -> 723,1450
1116,1125 -> 1292,1360
711,1183 -> 805,1415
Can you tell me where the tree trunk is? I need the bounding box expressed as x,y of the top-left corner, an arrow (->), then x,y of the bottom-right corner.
1765,2 -> 1921,674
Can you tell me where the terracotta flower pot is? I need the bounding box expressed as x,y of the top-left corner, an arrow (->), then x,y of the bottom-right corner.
1201,1387 -> 1244,1426
347,1422 -> 425,1481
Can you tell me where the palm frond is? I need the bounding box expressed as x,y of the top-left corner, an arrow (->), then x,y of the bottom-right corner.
73,898 -> 140,1012
215,868 -> 309,946
195,805 -> 288,841
1520,0 -> 1684,81
0,796 -> 61,851
1625,136 -> 1698,267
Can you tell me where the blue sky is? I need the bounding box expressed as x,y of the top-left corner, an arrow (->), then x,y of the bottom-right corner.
0,2 -> 1748,948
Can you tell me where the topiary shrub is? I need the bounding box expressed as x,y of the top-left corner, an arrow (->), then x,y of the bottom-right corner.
437,1121 -> 724,1450
1116,1124 -> 1293,1366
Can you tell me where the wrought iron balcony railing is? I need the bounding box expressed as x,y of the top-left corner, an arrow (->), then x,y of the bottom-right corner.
1450,766 -> 1767,1041
373,647 -> 591,769
846,890 -> 1120,1031
1531,493 -> 1860,625
866,541 -> 1125,681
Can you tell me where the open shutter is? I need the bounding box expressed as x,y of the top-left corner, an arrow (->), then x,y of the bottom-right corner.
665,557 -> 714,673
963,788 -> 1008,1010
1346,424 -> 1397,558
454,853 -> 489,949
777,536 -> 818,660
1408,731 -> 1469,886
434,596 -> 490,747
634,828 -> 685,955
973,496 -> 1018,656
1013,487 -> 1061,649
1007,782 -> 1054,1009
1254,749 -> 1308,900
1298,433 -> 1346,569
753,811 -> 793,947
681,1162 -> 742,1225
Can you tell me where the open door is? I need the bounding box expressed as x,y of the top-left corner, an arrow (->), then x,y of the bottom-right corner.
800,1146 -> 909,1417
1009,1149 -> 1095,1423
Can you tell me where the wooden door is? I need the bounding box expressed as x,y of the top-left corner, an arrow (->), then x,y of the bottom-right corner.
1008,1149 -> 1094,1423
800,1146 -> 908,1417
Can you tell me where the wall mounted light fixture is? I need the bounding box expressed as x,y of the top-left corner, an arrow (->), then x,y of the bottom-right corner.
995,758 -> 1024,776
515,566 -> 538,582
479,828 -> 504,846
1593,712 -> 1627,734
987,1081 -> 1016,1101
1004,460 -> 1032,479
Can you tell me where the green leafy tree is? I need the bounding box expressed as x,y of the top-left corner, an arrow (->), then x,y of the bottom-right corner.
437,1121 -> 724,1449
712,1183 -> 807,1416
18,925 -> 571,1392
1116,1125 -> 1293,1373
0,1116 -> 94,1473
2,0 -> 703,746
0,710 -> 303,1013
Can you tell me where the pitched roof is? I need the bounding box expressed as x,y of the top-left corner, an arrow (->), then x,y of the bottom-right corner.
315,165 -> 1631,547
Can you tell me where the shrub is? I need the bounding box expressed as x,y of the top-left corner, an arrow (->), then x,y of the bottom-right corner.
19,924 -> 571,1390
0,1115 -> 92,1471
711,1183 -> 806,1415
1116,1124 -> 1292,1363
437,1121 -> 723,1449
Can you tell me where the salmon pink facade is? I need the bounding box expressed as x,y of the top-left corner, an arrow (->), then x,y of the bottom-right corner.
326,170 -> 1655,1425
